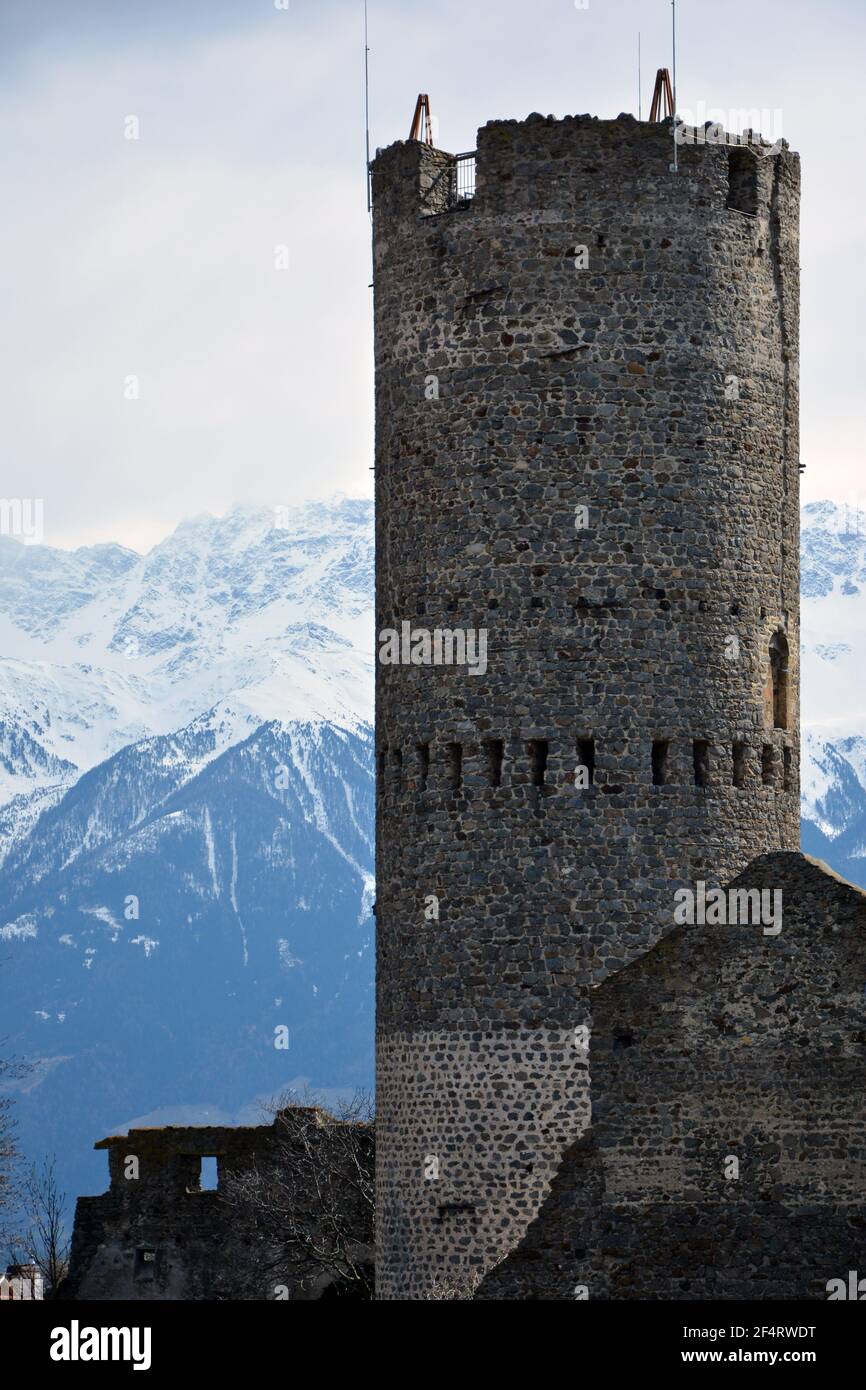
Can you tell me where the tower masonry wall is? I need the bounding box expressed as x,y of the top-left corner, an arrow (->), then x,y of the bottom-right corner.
372,112 -> 800,1298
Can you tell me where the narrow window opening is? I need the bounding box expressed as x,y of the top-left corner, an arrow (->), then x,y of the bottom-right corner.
393,747 -> 403,791
484,739 -> 504,788
732,741 -> 746,789
727,148 -> 758,216
434,1201 -> 478,1224
416,743 -> 430,791
447,743 -> 462,792
783,746 -> 792,792
528,739 -> 548,787
762,744 -> 774,786
693,740 -> 710,788
377,749 -> 386,783
577,738 -> 595,787
769,631 -> 789,730
652,739 -> 670,786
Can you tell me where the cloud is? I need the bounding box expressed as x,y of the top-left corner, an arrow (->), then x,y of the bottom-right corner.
1,4 -> 374,550
1,0 -> 863,547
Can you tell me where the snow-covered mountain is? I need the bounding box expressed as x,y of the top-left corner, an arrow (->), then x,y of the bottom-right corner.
0,498 -> 373,806
801,500 -> 866,878
0,498 -> 375,1206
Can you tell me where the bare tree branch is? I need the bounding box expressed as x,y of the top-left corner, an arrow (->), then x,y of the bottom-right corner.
0,961 -> 27,1252
220,1087 -> 374,1299
12,1155 -> 70,1297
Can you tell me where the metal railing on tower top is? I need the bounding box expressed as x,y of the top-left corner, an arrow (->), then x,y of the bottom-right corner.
420,152 -> 476,215
455,153 -> 476,201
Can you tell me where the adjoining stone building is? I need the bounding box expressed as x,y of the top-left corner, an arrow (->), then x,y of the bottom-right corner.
477,852 -> 866,1299
373,108 -> 801,1297
0,1264 -> 44,1299
64,1109 -> 373,1301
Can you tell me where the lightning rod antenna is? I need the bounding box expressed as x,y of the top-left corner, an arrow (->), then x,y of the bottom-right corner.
638,32 -> 642,121
364,0 -> 372,216
671,0 -> 678,172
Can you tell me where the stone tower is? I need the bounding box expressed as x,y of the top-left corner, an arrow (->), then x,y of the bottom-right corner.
372,112 -> 800,1299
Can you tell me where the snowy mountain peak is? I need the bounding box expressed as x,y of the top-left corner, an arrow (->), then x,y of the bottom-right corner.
0,497 -> 374,813
801,498 -> 866,600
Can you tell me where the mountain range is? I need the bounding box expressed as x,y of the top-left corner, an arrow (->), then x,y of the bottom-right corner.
0,498 -> 375,1207
2,494 -> 865,1211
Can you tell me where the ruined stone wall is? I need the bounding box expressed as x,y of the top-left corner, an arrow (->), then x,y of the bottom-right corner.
477,853 -> 866,1299
64,1111 -> 371,1301
65,1122 -> 282,1300
372,113 -> 801,1298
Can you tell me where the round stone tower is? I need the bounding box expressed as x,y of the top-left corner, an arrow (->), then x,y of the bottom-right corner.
372,112 -> 800,1299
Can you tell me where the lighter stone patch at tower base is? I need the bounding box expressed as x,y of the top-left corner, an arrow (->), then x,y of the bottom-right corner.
375,1028 -> 590,1299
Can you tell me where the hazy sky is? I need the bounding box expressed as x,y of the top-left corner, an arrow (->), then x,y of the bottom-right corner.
1,0 -> 863,550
